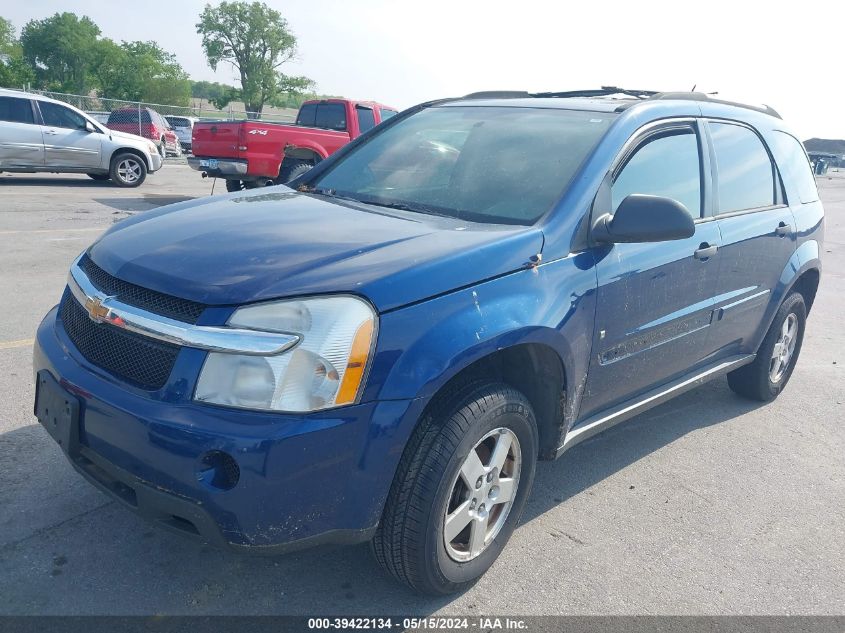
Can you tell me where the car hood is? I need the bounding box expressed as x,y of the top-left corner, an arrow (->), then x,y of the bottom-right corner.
106,129 -> 149,145
87,189 -> 545,312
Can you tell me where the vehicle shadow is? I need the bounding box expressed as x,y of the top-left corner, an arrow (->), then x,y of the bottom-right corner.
0,176 -> 116,188
0,378 -> 760,615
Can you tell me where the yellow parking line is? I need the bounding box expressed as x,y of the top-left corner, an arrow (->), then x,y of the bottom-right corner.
0,338 -> 34,350
0,227 -> 107,236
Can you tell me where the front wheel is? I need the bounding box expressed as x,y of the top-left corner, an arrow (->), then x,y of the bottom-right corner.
727,292 -> 807,401
109,153 -> 147,188
372,383 -> 538,594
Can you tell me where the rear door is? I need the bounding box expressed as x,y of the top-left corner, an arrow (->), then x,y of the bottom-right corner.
704,120 -> 796,358
37,100 -> 102,169
580,120 -> 723,418
0,95 -> 44,168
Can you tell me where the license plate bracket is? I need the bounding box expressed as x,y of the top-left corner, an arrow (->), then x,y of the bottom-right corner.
34,370 -> 80,455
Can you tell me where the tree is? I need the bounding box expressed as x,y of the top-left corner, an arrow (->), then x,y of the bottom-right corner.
94,40 -> 191,105
196,1 -> 313,116
20,12 -> 100,93
0,17 -> 34,88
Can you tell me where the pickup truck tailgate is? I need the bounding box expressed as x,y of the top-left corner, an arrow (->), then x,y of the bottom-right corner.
192,122 -> 242,159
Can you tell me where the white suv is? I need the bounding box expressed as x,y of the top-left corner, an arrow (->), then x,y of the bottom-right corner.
0,89 -> 163,187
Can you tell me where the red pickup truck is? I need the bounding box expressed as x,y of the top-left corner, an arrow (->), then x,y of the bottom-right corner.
187,98 -> 398,191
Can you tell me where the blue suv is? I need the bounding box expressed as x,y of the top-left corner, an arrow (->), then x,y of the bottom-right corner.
34,89 -> 823,594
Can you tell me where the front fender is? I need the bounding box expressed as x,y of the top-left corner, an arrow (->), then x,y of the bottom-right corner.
365,252 -> 598,428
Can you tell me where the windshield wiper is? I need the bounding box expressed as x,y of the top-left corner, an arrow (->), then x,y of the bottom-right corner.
358,199 -> 455,219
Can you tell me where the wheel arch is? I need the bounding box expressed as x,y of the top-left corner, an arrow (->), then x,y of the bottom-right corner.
112,147 -> 151,170
284,144 -> 325,164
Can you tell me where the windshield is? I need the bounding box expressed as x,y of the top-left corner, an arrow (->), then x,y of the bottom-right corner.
310,105 -> 616,225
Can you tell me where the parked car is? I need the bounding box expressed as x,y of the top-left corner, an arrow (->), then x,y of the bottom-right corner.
106,106 -> 180,157
164,115 -> 197,154
85,111 -> 110,125
188,98 -> 398,191
34,89 -> 823,594
0,88 -> 163,186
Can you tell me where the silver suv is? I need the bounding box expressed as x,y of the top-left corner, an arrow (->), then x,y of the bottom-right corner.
0,89 -> 163,187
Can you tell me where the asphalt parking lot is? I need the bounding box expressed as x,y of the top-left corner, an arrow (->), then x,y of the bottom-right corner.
0,163 -> 843,615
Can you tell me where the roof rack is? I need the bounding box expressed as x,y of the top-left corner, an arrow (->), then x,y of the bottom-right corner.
460,87 -> 781,119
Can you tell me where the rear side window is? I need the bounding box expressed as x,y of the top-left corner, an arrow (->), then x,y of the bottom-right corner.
710,122 -> 775,213
297,103 -> 347,131
380,108 -> 397,121
768,132 -> 819,204
39,101 -> 86,129
0,96 -> 34,124
612,129 -> 702,217
356,106 -> 376,133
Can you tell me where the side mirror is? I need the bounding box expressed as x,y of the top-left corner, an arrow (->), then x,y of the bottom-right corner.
593,194 -> 696,243
84,121 -> 97,133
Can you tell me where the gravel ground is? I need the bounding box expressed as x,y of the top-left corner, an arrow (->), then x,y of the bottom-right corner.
0,164 -> 842,615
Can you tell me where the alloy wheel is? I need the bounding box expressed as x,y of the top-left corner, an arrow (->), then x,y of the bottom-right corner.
770,313 -> 798,383
443,427 -> 522,562
117,159 -> 142,185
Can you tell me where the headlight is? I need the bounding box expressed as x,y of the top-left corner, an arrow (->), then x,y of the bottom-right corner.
194,296 -> 376,413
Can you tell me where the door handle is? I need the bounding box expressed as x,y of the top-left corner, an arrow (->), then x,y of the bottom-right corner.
775,221 -> 793,237
694,242 -> 718,260
43,129 -> 58,135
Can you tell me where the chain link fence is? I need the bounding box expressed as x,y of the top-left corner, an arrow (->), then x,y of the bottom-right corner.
33,90 -> 296,157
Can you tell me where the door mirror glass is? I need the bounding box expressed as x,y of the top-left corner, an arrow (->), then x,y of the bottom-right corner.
593,194 -> 695,243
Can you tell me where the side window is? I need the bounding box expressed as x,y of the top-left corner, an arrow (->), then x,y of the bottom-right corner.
380,108 -> 397,121
39,101 -> 86,130
612,129 -> 702,217
768,131 -> 819,204
297,103 -> 317,127
315,104 -> 347,131
356,106 -> 376,133
710,122 -> 775,213
0,96 -> 35,124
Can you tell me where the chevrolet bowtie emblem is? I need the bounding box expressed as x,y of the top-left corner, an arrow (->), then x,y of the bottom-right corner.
84,296 -> 112,323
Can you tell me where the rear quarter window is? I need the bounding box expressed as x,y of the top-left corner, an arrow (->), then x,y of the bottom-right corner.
768,131 -> 819,204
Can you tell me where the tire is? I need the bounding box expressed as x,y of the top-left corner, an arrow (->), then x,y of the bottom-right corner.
277,160 -> 312,184
158,138 -> 166,158
727,292 -> 807,401
86,173 -> 110,181
372,382 -> 538,595
225,179 -> 246,192
109,153 -> 147,188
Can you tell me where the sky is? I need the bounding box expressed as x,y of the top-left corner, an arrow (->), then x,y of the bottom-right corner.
4,0 -> 844,140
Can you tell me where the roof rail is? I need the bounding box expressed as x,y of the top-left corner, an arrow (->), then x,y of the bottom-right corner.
644,92 -> 781,119
462,90 -> 532,99
531,86 -> 659,99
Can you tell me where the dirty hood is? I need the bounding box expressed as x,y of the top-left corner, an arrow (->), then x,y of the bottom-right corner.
87,189 -> 544,312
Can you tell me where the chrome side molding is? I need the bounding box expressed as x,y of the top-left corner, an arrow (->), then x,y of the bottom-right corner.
67,256 -> 300,356
556,354 -> 755,457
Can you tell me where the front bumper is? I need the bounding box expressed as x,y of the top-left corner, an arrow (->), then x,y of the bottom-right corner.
34,305 -> 420,552
150,153 -> 163,172
187,157 -> 248,178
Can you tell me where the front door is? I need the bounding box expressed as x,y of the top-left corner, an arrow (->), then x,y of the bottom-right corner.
0,95 -> 44,168
37,100 -> 102,169
580,121 -> 723,419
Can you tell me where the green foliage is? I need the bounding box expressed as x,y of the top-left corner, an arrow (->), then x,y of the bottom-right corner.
196,1 -> 314,116
0,17 -> 34,88
20,12 -> 101,93
95,40 -> 191,105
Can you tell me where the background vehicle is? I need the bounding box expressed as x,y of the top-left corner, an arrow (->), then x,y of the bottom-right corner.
0,88 -> 163,186
106,106 -> 180,158
188,98 -> 397,191
33,89 -> 822,594
85,111 -> 110,125
164,115 -> 197,154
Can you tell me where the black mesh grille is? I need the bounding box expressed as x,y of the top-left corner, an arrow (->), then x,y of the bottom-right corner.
79,254 -> 205,324
59,291 -> 179,390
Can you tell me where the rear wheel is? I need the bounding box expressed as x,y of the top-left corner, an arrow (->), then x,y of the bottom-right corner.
727,292 -> 806,401
371,383 -> 538,595
86,173 -> 110,181
109,153 -> 147,188
225,179 -> 246,192
278,160 -> 313,184
157,138 -> 166,158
